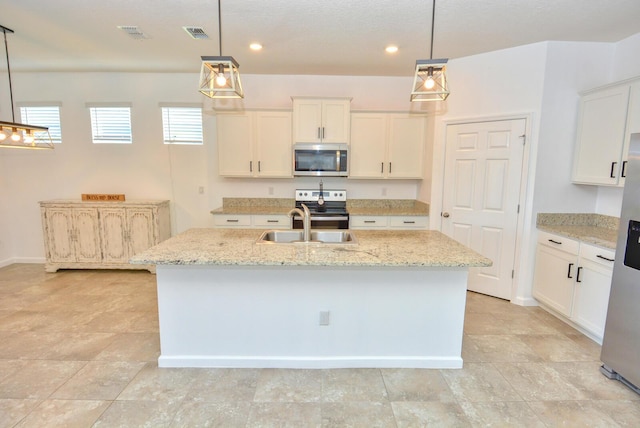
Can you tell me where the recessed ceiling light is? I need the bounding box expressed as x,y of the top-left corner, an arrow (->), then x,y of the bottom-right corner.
385,45 -> 399,53
249,43 -> 263,51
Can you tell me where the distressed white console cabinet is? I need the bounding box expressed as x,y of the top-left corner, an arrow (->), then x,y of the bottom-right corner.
40,200 -> 171,273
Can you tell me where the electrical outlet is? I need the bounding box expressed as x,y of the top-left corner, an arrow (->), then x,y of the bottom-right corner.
319,311 -> 330,326
268,187 -> 274,195
382,187 -> 387,196
198,186 -> 205,194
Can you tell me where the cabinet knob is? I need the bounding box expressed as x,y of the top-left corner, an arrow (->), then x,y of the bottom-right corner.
442,212 -> 450,218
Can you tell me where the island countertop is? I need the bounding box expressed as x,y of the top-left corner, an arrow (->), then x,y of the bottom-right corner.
130,228 -> 492,268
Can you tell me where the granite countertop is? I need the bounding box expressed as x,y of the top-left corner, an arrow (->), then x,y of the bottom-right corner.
210,198 -> 294,215
210,198 -> 430,217
537,213 -> 619,249
347,199 -> 430,216
131,228 -> 491,268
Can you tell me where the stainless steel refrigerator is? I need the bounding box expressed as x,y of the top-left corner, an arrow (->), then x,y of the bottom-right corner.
601,132 -> 640,394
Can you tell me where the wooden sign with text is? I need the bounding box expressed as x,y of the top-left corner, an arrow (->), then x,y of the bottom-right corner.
81,194 -> 126,202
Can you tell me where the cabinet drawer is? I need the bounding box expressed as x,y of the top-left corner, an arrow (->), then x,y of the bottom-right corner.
213,215 -> 251,227
537,230 -> 580,255
350,216 -> 389,228
389,216 -> 429,229
580,243 -> 615,267
253,215 -> 290,229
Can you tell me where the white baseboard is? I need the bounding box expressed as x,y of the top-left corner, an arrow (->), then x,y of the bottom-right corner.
511,296 -> 539,306
0,257 -> 46,268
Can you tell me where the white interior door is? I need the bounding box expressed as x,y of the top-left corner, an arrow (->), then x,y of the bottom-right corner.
441,119 -> 526,300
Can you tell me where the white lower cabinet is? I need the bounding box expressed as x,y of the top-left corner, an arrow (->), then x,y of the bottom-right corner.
350,215 -> 429,230
532,230 -> 614,342
41,200 -> 171,273
212,214 -> 290,229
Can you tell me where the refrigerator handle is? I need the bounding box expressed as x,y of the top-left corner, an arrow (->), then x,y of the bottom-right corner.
567,263 -> 574,279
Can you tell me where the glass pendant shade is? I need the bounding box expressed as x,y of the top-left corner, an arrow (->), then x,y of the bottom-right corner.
410,59 -> 450,102
0,121 -> 54,149
199,56 -> 244,99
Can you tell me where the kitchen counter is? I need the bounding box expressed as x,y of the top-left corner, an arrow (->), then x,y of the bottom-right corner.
537,213 -> 619,249
209,197 -> 430,217
136,228 -> 489,370
210,197 -> 294,215
131,228 -> 489,267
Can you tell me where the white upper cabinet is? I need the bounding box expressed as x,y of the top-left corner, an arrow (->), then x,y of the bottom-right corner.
217,111 -> 292,178
572,80 -> 640,186
350,113 -> 426,179
292,98 -> 351,143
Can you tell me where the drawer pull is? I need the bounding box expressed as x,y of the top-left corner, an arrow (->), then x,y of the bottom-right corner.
576,266 -> 583,283
364,220 -> 376,224
548,239 -> 562,245
226,219 -> 239,223
596,255 -> 614,262
403,221 -> 416,224
567,263 -> 574,279
267,220 -> 279,223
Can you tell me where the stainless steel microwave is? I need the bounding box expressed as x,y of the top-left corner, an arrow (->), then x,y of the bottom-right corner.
293,143 -> 348,177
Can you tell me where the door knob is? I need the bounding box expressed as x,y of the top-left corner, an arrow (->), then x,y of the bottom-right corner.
442,212 -> 450,218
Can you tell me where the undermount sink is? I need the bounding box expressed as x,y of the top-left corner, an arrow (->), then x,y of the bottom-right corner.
256,229 -> 357,245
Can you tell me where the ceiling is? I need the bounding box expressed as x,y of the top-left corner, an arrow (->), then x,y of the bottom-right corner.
2,0 -> 640,76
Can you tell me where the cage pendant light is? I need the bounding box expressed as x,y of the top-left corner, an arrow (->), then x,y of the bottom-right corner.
0,25 -> 54,149
410,0 -> 450,102
198,0 -> 244,99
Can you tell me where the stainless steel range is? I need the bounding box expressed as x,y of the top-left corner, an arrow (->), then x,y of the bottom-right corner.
293,185 -> 348,229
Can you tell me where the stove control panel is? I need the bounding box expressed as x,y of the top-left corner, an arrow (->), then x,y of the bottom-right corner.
295,189 -> 347,202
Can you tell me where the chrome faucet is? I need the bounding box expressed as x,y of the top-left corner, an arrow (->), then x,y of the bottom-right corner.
288,203 -> 311,242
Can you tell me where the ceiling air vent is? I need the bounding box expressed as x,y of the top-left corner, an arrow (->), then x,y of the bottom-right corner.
118,26 -> 150,40
183,27 -> 209,40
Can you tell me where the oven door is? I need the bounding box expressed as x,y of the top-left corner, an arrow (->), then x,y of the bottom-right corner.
293,215 -> 349,230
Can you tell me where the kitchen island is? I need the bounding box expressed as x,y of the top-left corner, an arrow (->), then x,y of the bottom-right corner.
131,228 -> 491,369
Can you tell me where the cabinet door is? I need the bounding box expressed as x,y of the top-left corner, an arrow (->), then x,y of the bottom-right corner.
349,114 -> 387,178
255,112 -> 292,177
321,99 -> 351,143
99,208 -> 128,263
619,82 -> 640,187
572,85 -> 630,185
127,208 -> 156,256
293,99 -> 322,143
217,113 -> 253,176
44,208 -> 76,262
387,115 -> 426,179
72,208 -> 101,262
572,246 -> 614,340
532,244 -> 578,317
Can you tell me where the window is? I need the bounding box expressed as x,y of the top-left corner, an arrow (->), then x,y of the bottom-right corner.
161,106 -> 203,145
88,105 -> 132,144
19,105 -> 62,144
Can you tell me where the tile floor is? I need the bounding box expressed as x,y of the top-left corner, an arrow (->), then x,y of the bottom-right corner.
0,263 -> 639,427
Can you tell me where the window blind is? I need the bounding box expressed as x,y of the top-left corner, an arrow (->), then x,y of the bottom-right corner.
89,106 -> 132,144
161,107 -> 203,145
19,106 -> 62,143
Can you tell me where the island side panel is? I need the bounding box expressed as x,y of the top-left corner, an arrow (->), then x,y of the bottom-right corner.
155,264 -> 468,369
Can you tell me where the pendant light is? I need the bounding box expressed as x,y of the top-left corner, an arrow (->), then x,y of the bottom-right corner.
410,0 -> 450,102
198,0 -> 244,99
0,25 -> 54,149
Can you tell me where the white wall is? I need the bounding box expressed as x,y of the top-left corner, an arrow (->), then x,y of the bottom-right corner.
0,72 -> 429,263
